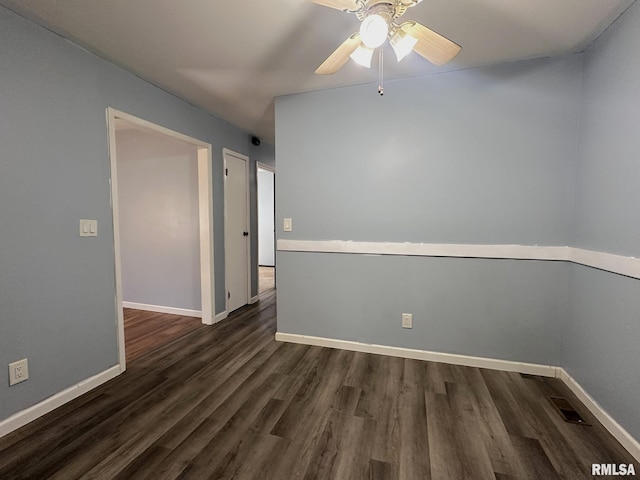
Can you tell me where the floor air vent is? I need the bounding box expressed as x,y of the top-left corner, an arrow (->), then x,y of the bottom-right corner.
549,397 -> 590,426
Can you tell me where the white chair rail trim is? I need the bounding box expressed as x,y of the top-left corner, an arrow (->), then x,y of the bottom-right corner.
277,240 -> 640,280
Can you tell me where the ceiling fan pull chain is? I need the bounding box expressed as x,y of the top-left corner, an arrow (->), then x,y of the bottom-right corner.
378,49 -> 384,96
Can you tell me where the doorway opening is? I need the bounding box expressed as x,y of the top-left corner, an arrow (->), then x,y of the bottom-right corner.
107,108 -> 215,371
257,163 -> 276,294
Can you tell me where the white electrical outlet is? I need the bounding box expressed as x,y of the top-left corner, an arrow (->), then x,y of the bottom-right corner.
283,218 -> 293,232
9,358 -> 29,386
402,313 -> 413,329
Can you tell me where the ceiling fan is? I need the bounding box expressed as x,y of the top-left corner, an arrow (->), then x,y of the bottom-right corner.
312,0 -> 461,75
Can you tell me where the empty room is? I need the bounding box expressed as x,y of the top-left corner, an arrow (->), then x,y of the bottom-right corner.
1,0 -> 639,478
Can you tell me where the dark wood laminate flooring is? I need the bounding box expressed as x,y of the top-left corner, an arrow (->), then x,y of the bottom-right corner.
123,308 -> 203,363
0,289 -> 637,479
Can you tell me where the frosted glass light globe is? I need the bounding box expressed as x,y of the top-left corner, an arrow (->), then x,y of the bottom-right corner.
390,29 -> 418,61
359,14 -> 389,49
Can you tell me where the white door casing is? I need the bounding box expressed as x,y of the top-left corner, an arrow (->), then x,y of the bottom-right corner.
107,107 -> 215,373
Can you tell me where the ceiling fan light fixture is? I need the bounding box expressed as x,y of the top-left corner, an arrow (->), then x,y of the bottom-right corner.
390,28 -> 418,61
350,43 -> 375,68
359,14 -> 389,48
312,0 -> 462,77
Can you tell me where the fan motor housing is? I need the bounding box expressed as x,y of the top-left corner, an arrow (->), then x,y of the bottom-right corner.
356,0 -> 409,20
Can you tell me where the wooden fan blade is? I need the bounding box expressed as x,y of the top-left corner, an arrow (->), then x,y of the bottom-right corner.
401,21 -> 461,66
308,0 -> 359,11
315,33 -> 361,75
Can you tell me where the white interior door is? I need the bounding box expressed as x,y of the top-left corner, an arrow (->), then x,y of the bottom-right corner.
224,150 -> 250,313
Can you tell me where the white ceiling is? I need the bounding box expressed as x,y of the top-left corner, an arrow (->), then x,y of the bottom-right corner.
1,0 -> 635,142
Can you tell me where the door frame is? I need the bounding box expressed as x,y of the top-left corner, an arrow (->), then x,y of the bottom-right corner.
256,162 -> 276,288
256,162 -> 276,264
107,107 -> 215,372
223,148 -> 251,313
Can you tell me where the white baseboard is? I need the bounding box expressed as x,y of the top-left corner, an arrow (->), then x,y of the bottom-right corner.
214,311 -> 228,323
249,296 -> 259,305
556,368 -> 640,462
122,301 -> 202,318
274,332 -> 557,377
0,365 -> 121,438
275,332 -> 640,463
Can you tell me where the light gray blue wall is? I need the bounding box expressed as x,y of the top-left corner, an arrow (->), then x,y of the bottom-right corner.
275,55 -> 583,366
116,129 -> 201,311
564,266 -> 640,441
278,253 -> 568,365
572,2 -> 640,257
0,5 -> 251,420
249,141 -> 276,170
276,55 -> 582,245
564,0 -> 640,442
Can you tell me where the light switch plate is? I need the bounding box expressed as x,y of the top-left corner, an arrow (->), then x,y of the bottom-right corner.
79,219 -> 98,237
283,218 -> 292,232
